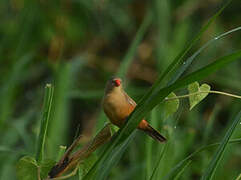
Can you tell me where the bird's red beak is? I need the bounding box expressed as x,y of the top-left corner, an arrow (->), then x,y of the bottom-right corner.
114,79 -> 121,87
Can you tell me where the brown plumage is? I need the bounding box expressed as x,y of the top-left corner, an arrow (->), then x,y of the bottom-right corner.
102,77 -> 166,143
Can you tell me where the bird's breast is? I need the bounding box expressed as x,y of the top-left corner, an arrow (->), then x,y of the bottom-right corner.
103,93 -> 134,127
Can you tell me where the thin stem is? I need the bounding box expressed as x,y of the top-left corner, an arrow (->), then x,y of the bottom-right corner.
165,90 -> 241,101
38,166 -> 41,180
235,173 -> 241,180
46,164 -> 80,180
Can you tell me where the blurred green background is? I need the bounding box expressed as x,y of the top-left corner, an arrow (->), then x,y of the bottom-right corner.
0,0 -> 240,179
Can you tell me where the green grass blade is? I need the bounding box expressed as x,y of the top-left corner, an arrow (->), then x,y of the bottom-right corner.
168,50 -> 241,89
155,0 -> 233,85
36,84 -> 54,163
236,173 -> 241,180
145,107 -> 164,179
169,26 -> 241,85
163,138 -> 241,180
149,143 -> 168,180
152,0 -> 170,69
201,110 -> 241,180
48,60 -> 84,157
173,160 -> 192,180
134,50 -> 241,134
136,0 -> 233,106
95,133 -> 135,179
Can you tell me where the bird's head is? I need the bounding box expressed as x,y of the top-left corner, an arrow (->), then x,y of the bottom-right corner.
105,77 -> 123,93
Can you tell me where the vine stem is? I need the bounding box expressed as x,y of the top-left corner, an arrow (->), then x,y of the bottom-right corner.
165,90 -> 241,101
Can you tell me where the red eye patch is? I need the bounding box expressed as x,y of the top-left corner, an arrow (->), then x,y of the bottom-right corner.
114,79 -> 121,86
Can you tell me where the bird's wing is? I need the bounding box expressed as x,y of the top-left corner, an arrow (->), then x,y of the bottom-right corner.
123,91 -> 137,107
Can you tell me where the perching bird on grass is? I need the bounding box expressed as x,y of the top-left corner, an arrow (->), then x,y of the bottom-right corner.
102,77 -> 166,143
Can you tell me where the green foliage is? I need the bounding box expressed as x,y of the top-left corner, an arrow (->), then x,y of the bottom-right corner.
17,84 -> 55,179
163,92 -> 180,119
173,160 -> 192,180
16,156 -> 38,180
201,110 -> 241,180
57,145 -> 67,161
48,60 -> 85,157
16,156 -> 55,180
0,54 -> 32,126
36,84 -> 54,163
163,138 -> 241,180
188,82 -> 211,110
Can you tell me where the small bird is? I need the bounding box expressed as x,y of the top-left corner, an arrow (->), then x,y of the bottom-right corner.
102,77 -> 166,143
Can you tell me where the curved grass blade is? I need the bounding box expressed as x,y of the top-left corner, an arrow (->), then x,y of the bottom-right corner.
84,49 -> 241,180
94,133 -> 135,179
149,143 -> 169,180
145,108 -> 160,179
154,0 -> 233,85
168,26 -> 241,85
36,84 -> 54,163
201,110 -> 241,180
163,138 -> 241,180
136,0 -> 233,107
173,160 -> 192,180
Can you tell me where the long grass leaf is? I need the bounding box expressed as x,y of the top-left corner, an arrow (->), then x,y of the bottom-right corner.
136,0 -> 233,107
155,0 -> 233,86
169,26 -> 241,85
173,160 -> 192,180
164,138 -> 241,180
149,143 -> 168,180
201,110 -> 241,180
48,60 -> 84,157
36,84 -> 54,163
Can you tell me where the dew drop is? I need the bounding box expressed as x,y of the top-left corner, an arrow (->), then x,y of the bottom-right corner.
183,62 -> 186,65
174,126 -> 177,129
214,37 -> 218,40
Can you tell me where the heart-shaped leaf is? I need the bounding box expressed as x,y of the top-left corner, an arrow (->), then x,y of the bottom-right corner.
16,156 -> 38,180
188,82 -> 210,110
163,92 -> 180,119
16,156 -> 56,180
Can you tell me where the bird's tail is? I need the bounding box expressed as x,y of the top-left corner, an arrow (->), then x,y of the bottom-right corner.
143,124 -> 167,143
